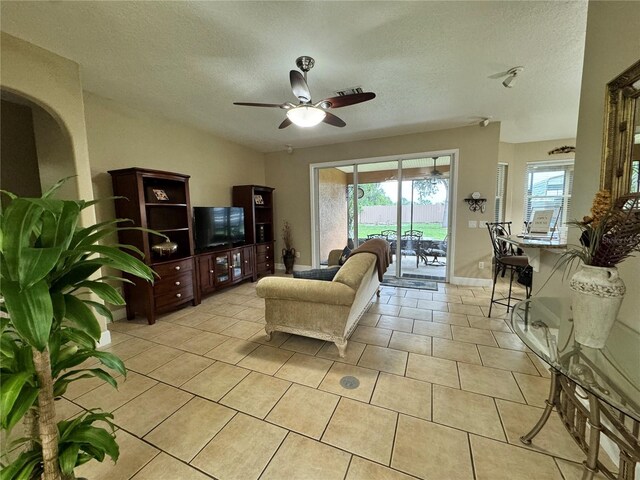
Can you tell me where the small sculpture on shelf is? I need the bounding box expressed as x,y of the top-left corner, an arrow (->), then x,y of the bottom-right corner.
464,192 -> 487,212
282,220 -> 296,274
151,240 -> 178,258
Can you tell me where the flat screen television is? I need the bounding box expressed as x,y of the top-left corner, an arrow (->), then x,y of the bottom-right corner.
193,207 -> 245,250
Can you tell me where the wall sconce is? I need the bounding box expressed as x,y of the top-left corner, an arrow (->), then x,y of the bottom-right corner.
464,192 -> 487,212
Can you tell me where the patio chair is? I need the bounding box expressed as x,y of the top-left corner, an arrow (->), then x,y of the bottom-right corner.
367,233 -> 388,240
424,235 -> 448,266
403,229 -> 423,238
400,234 -> 422,268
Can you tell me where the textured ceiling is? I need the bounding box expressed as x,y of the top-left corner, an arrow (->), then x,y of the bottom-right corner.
0,1 -> 587,153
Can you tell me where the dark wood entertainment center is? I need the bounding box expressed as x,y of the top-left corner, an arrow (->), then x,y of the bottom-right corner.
109,168 -> 275,325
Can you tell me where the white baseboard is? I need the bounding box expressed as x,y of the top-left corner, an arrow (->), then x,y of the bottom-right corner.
98,329 -> 112,348
450,276 -> 492,287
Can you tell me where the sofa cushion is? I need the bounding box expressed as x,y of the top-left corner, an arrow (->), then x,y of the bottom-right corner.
293,267 -> 340,281
333,252 -> 376,291
338,246 -> 351,265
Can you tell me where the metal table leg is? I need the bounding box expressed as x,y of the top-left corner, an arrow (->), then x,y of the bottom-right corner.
521,369 -> 560,444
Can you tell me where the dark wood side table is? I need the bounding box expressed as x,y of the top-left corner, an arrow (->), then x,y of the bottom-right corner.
511,298 -> 639,480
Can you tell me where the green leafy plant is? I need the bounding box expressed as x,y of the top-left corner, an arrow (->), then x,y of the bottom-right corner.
0,179 -> 156,480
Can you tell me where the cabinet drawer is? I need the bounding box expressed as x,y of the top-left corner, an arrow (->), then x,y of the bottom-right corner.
154,271 -> 193,296
155,283 -> 194,309
153,258 -> 193,278
256,251 -> 273,263
256,243 -> 273,255
256,261 -> 272,273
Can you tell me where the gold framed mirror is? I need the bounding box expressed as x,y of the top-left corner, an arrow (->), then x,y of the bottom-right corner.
601,59 -> 640,199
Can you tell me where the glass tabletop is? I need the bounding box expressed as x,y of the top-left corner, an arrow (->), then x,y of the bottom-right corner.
511,297 -> 640,422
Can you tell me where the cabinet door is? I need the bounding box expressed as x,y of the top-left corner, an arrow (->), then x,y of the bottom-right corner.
198,255 -> 215,292
242,246 -> 254,279
230,250 -> 243,282
213,253 -> 231,286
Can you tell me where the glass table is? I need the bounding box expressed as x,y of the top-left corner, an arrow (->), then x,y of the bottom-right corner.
511,298 -> 639,480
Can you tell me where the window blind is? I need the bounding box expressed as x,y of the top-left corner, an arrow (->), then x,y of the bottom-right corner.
523,160 -> 574,231
495,163 -> 508,223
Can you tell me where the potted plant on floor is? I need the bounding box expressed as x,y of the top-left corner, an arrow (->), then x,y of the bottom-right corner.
281,221 -> 296,274
558,190 -> 640,348
0,179 -> 156,479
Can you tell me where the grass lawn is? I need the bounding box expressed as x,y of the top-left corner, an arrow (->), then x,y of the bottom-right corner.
358,223 -> 448,240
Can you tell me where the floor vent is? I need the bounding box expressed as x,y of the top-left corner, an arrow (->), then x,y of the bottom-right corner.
340,376 -> 360,389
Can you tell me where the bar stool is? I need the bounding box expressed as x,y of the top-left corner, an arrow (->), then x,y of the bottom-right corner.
486,222 -> 532,317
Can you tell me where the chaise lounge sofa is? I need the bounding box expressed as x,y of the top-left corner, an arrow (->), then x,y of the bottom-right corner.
256,240 -> 390,357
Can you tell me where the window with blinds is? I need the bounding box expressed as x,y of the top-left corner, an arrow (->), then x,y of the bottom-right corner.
524,160 -> 574,231
495,163 -> 508,223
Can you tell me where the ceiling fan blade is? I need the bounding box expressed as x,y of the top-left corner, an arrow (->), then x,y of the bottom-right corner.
278,118 -> 292,129
323,112 -> 346,128
234,102 -> 285,108
322,92 -> 376,109
290,70 -> 311,102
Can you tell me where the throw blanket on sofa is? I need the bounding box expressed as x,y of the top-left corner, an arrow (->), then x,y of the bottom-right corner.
349,238 -> 392,281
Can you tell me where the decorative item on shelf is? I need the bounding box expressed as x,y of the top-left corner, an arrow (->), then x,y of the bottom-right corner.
558,190 -> 640,348
151,240 -> 178,257
282,220 -> 296,274
257,224 -> 266,243
153,188 -> 169,201
464,192 -> 487,212
548,145 -> 576,155
254,194 -> 264,205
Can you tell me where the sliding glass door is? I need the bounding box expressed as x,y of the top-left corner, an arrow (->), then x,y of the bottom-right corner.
312,154 -> 453,283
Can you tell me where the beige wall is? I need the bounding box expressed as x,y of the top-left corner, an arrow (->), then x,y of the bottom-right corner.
0,99 -> 41,199
570,1 -> 640,332
318,167 -> 349,261
82,92 -> 266,227
32,106 -> 78,199
501,138 -> 576,231
264,123 -> 501,281
1,32 -> 94,224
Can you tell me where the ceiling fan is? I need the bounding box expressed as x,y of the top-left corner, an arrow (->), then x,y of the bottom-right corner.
430,157 -> 443,177
233,56 -> 376,129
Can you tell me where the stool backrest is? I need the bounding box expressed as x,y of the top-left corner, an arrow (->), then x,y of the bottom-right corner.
486,222 -> 515,258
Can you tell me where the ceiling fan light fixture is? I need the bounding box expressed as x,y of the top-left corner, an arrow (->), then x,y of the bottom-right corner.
286,105 -> 326,127
502,66 -> 524,88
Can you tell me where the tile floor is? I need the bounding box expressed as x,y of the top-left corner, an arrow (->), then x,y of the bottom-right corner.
61,278 -> 609,480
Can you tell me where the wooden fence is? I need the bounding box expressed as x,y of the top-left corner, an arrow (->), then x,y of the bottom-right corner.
359,204 -> 446,224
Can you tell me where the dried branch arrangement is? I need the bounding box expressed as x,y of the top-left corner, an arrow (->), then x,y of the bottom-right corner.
282,221 -> 294,251
560,191 -> 640,270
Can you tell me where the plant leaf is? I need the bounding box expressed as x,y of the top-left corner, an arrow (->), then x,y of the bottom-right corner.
50,260 -> 104,292
39,200 -> 80,250
82,245 -> 155,280
1,199 -> 44,282
1,279 -> 52,351
17,246 -> 63,288
83,300 -> 113,322
3,386 -> 39,432
64,295 -> 101,341
77,281 -> 125,305
64,425 -> 119,461
41,176 -> 76,198
58,444 -> 80,475
0,372 -> 32,427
